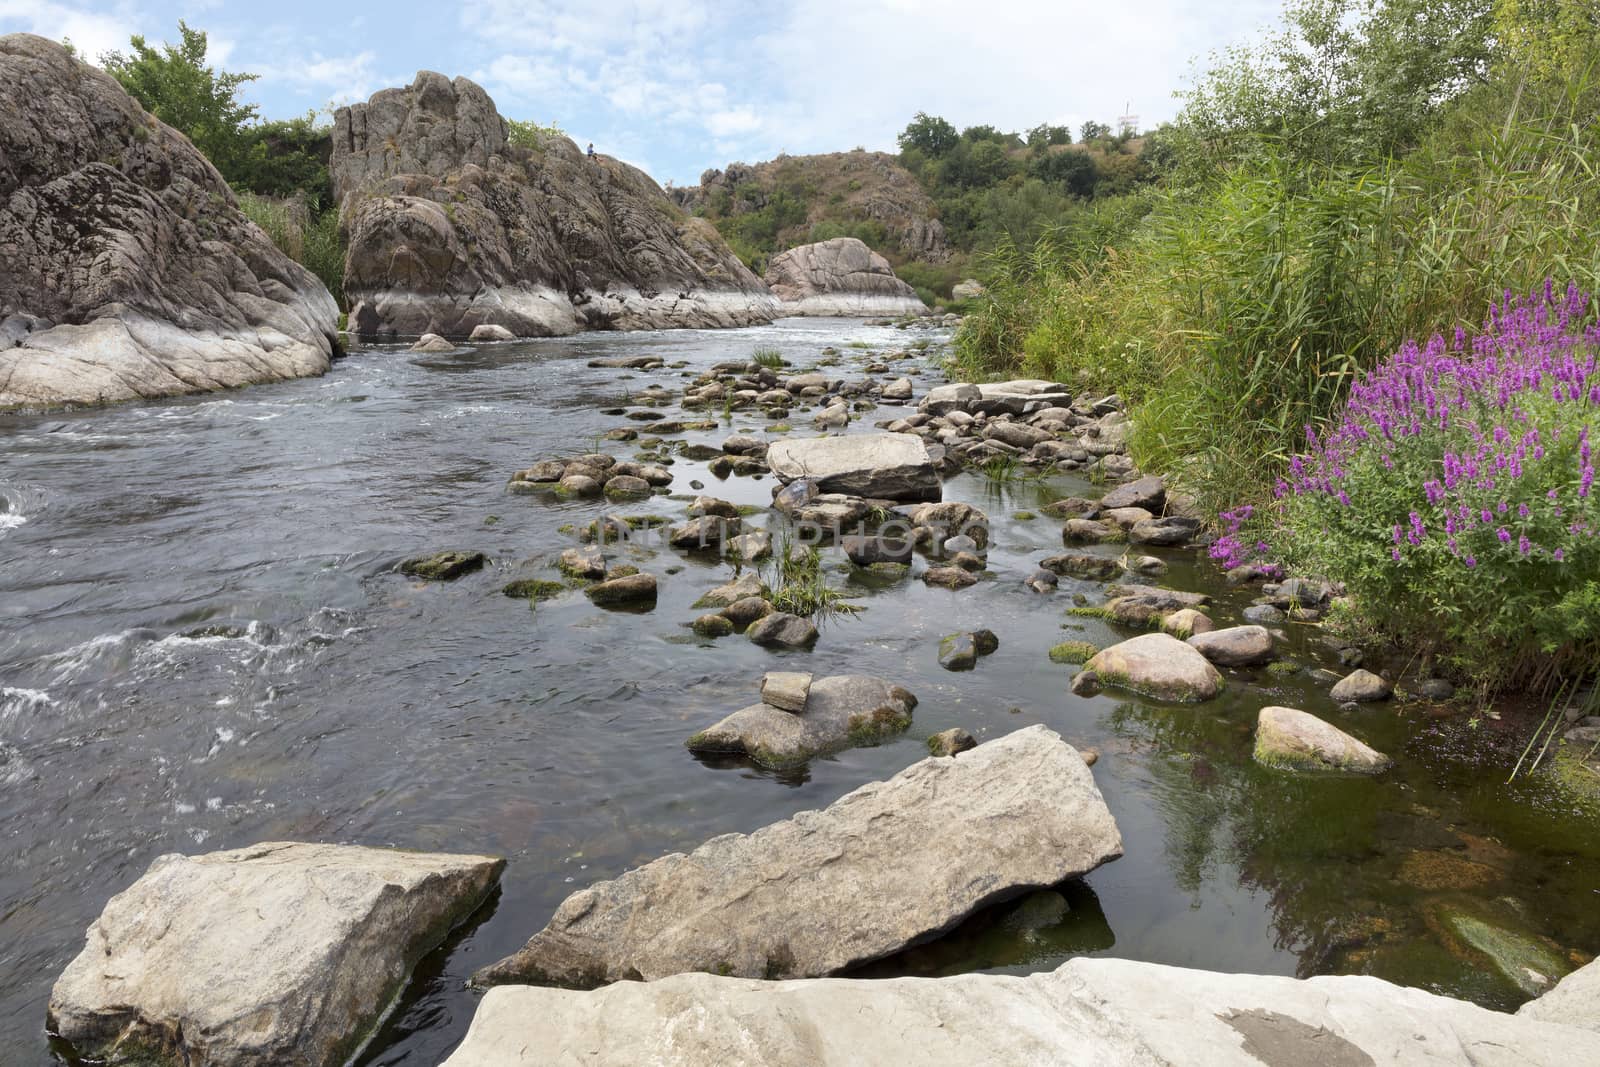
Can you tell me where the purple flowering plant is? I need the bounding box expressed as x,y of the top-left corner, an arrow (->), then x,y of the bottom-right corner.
1226,282 -> 1600,684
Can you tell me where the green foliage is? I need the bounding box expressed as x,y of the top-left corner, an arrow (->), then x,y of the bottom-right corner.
101,21 -> 259,178
506,118 -> 565,149
236,192 -> 346,307
766,543 -> 858,620
751,346 -> 785,368
898,112 -> 960,157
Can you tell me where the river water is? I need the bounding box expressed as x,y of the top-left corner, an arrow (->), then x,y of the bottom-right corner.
1,319 -> 1596,1064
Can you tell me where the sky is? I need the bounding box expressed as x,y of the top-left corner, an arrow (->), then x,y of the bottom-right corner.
2,0 -> 1283,186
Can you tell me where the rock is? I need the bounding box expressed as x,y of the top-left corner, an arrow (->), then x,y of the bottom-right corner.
952,278 -> 985,299
1048,641 -> 1099,665
881,377 -> 913,401
447,954 -> 1600,1067
1129,516 -> 1201,546
1040,553 -> 1121,581
1330,669 -> 1393,703
693,572 -> 767,607
688,495 -> 741,518
942,533 -> 978,556
927,728 -> 977,756
692,613 -> 735,638
558,473 -> 602,497
900,501 -> 991,548
400,550 -> 485,580
469,323 -> 516,341
603,474 -> 651,499
1070,633 -> 1224,703
50,842 -> 503,1067
760,671 -> 812,713
773,477 -> 821,514
983,421 -> 1054,449
949,551 -> 986,572
1099,474 -> 1166,512
1187,625 -> 1274,667
411,333 -> 456,352
1062,518 -> 1118,544
1103,591 -> 1205,628
1128,555 -> 1168,577
1418,678 -> 1456,701
515,459 -> 568,483
762,238 -> 928,317
766,433 -> 940,502
474,725 -> 1119,987
1024,569 -> 1059,593
502,578 -> 567,601
722,596 -> 774,629
1520,958 -> 1600,1031
747,611 -> 819,648
1160,608 -> 1214,640
560,545 -> 607,580
841,534 -> 913,566
332,72 -> 775,341
921,380 -> 1072,417
1243,603 -> 1288,624
922,565 -> 976,589
1433,902 -> 1574,997
1277,577 -> 1331,607
588,354 -> 665,369
687,675 -> 915,766
938,633 -> 979,671
1100,506 -> 1154,531
0,36 -> 339,410
1253,706 -> 1391,773
728,528 -> 773,561
585,572 -> 658,607
668,515 -> 740,550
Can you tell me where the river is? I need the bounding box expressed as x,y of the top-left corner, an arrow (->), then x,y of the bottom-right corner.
1,319 -> 1596,1064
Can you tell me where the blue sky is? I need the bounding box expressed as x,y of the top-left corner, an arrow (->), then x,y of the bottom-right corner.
4,0 -> 1282,186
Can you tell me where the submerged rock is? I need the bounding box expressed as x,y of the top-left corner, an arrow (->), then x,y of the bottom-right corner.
50,842 -> 503,1067
1253,706 -> 1390,773
1431,901 -> 1574,997
447,955 -> 1600,1066
0,36 -> 340,410
474,725 -> 1119,988
1070,633 -> 1223,703
766,433 -> 940,502
400,550 -> 486,580
686,674 -> 915,767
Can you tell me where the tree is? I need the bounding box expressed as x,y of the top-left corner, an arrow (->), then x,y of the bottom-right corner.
101,22 -> 259,178
1079,120 -> 1111,143
897,112 -> 960,158
1028,148 -> 1098,197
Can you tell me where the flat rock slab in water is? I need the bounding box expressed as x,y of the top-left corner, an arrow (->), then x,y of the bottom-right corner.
49,842 -> 504,1067
473,725 -> 1119,988
766,433 -> 940,502
686,674 -> 915,766
445,955 -> 1600,1066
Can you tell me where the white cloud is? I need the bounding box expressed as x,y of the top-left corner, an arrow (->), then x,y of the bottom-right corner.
0,0 -> 138,62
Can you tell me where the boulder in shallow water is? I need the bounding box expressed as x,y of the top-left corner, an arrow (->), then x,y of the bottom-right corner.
411,333 -> 456,352
474,725 -> 1119,988
1071,633 -> 1223,703
766,433 -> 940,502
1187,625 -> 1274,667
400,550 -> 485,580
746,611 -> 819,649
584,572 -> 657,606
49,842 -> 503,1067
927,727 -> 977,756
687,674 -> 914,767
1253,706 -> 1390,773
1330,668 -> 1393,703
446,955 -> 1600,1066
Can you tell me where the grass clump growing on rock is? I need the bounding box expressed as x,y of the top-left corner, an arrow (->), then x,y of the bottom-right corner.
752,346 -> 785,369
1049,641 -> 1099,665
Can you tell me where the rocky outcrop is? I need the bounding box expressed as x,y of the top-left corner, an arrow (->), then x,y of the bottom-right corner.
445,955 -> 1600,1066
0,35 -> 339,410
766,432 -> 941,502
48,841 -> 504,1067
473,726 -> 1121,988
331,72 -> 776,340
763,238 -> 928,317
671,150 -> 951,262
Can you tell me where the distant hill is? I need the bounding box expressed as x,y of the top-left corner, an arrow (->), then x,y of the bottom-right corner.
670,150 -> 949,269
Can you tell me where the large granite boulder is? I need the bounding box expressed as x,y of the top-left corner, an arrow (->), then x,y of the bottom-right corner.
473,725 -> 1121,988
762,237 -> 928,317
1253,706 -> 1391,773
445,955 -> 1600,1066
766,432 -> 940,502
686,674 -> 916,766
331,72 -> 776,340
1070,632 -> 1224,703
48,841 -> 504,1067
0,35 -> 339,410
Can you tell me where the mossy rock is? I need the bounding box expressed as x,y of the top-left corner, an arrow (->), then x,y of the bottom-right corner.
691,614 -> 735,638
1426,900 -> 1573,997
400,550 -> 485,581
502,579 -> 567,601
1012,511 -> 1037,521
1265,660 -> 1303,677
1049,641 -> 1099,665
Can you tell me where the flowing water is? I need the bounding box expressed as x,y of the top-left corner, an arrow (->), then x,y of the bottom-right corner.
1,319 -> 1596,1064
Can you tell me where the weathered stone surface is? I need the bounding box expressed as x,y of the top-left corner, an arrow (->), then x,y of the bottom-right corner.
1063,518 -> 1119,544
469,323 -> 515,341
560,545 -> 607,580
760,671 -> 812,712
1071,633 -> 1224,703
763,237 -> 928,317
692,613 -> 735,637
585,572 -> 657,606
1040,553 -> 1121,581
1160,608 -> 1214,639
921,380 -> 1072,417
1520,958 -> 1600,1031
723,596 -> 774,628
1254,706 -> 1391,773
686,675 -> 915,767
922,565 -> 976,589
332,72 -> 775,340
0,35 -> 339,410
50,842 -> 503,1067
1330,669 -> 1393,703
411,332 -> 455,352
693,571 -> 768,607
927,727 -> 977,757
447,955 -> 1600,1067
1099,474 -> 1166,512
475,725 -> 1119,988
766,433 -> 940,502
1187,625 -> 1274,667
1129,516 -> 1201,546
400,550 -> 485,580
746,611 -> 819,648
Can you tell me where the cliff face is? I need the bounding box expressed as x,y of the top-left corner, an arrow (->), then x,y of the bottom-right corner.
0,35 -> 339,410
763,238 -> 930,318
672,151 -> 950,264
331,74 -> 777,340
